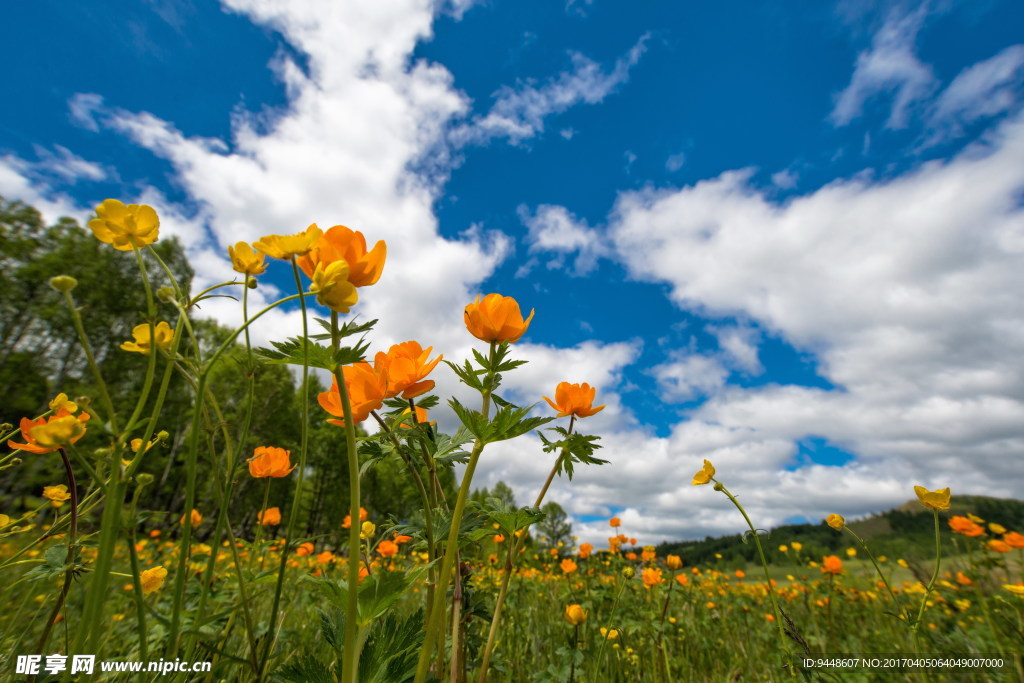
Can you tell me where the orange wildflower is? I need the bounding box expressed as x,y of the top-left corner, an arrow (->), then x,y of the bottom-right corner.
987,539 -> 1011,553
318,362 -> 388,427
641,567 -> 664,588
316,551 -> 335,564
578,542 -> 593,559
296,224 -> 386,288
179,509 -> 203,527
820,555 -> 844,575
1003,531 -> 1024,549
393,534 -> 412,544
560,558 -> 578,574
463,293 -> 534,343
948,515 -> 985,537
258,507 -> 282,526
609,517 -> 621,528
248,446 -> 295,478
564,604 -> 587,626
542,382 -> 606,419
296,542 -> 315,557
666,555 -> 683,570
493,534 -> 506,543
342,507 -> 368,529
376,341 -> 443,399
377,540 -> 399,558
675,573 -> 689,586
641,546 -> 656,563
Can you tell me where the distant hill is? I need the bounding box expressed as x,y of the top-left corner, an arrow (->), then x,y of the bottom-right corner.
654,495 -> 1024,566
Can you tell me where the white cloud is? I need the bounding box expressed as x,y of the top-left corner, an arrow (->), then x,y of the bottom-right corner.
831,6 -> 937,128
519,204 -> 609,275
651,352 -> 729,402
454,34 -> 649,145
665,152 -> 686,172
928,44 -> 1024,137
770,168 -> 797,189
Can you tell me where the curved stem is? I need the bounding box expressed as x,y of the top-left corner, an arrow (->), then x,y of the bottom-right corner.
34,447 -> 78,655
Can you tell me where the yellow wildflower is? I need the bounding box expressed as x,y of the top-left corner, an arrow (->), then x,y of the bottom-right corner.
140,566 -> 168,594
253,224 -> 322,260
120,322 -> 174,355
88,199 -> 160,251
691,459 -> 715,485
913,486 -> 951,511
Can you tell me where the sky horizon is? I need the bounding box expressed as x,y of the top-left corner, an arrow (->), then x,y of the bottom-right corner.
3,0 -> 1023,547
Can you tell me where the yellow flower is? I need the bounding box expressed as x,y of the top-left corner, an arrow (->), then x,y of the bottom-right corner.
564,604 -> 587,626
140,566 -> 168,594
253,224 -> 323,260
31,416 -> 88,450
227,242 -> 268,276
1002,584 -> 1024,597
88,199 -> 160,251
360,521 -> 376,540
120,322 -> 174,354
309,261 -> 358,314
914,486 -> 951,511
48,393 -> 78,414
967,513 -> 985,524
691,459 -> 715,485
846,548 -> 857,558
826,514 -> 845,531
778,545 -> 789,553
790,542 -> 802,552
42,484 -> 71,507
988,523 -> 1006,535
897,558 -> 909,568
599,627 -> 619,640
0,514 -> 9,527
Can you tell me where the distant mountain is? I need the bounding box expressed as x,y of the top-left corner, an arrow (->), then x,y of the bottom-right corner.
654,495 -> 1024,566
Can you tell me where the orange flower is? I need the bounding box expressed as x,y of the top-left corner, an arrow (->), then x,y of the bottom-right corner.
956,571 -> 973,586
318,362 -> 388,427
609,517 -> 621,528
641,567 -> 664,588
377,540 -> 399,558
675,573 -> 689,586
463,293 -> 534,343
258,507 -> 282,526
342,507 -> 368,529
296,224 -> 386,288
1003,531 -> 1024,549
626,552 -> 637,561
316,551 -> 335,564
578,542 -> 593,560
564,604 -> 587,626
820,555 -> 843,575
9,411 -> 90,454
542,382 -> 605,419
376,341 -> 443,399
948,515 -> 985,537
179,509 -> 203,527
640,546 -> 656,563
248,446 -> 295,478
987,539 -> 1011,553
735,569 -> 746,579
493,534 -> 506,543
560,558 -> 578,574
393,534 -> 412,544
666,555 -> 683,570
296,542 -> 315,557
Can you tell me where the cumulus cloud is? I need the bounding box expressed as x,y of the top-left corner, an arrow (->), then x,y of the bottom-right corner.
831,5 -> 937,128
519,204 -> 609,275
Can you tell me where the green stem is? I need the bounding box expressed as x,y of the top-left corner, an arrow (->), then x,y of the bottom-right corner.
415,342 -> 497,683
126,533 -> 149,660
259,259 -> 313,678
336,352 -> 361,683
713,479 -> 790,659
34,447 -> 78,655
594,573 -> 629,675
912,510 -> 942,652
844,526 -> 910,625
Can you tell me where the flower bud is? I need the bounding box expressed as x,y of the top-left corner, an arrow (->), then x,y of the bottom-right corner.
136,473 -> 155,487
247,276 -> 258,289
156,430 -> 170,442
156,286 -> 176,303
622,566 -> 635,579
49,275 -> 78,292
826,514 -> 845,531
0,423 -> 11,432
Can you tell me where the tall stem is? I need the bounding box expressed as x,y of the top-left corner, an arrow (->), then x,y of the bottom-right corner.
35,447 -> 78,655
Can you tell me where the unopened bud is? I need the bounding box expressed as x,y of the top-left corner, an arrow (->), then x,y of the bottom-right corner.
156,286 -> 176,303
622,567 -> 635,579
136,473 -> 155,487
247,276 -> 258,289
156,430 -> 170,442
713,482 -> 724,492
49,275 -> 78,292
0,423 -> 11,433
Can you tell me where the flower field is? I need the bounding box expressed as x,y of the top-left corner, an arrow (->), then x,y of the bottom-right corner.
1,200 -> 1022,681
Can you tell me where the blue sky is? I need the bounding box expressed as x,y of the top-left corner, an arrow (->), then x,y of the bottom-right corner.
4,0 -> 1024,545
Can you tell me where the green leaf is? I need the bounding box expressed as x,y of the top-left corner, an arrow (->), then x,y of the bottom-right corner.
255,336 -> 369,371
470,498 -> 546,537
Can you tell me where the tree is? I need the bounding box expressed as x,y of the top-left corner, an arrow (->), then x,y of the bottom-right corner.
536,501 -> 573,552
